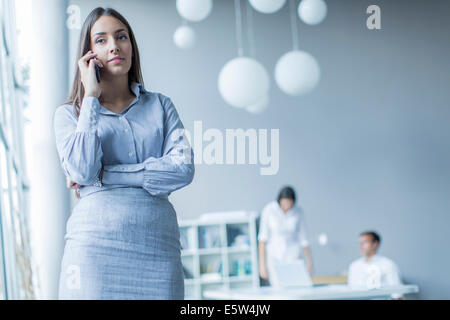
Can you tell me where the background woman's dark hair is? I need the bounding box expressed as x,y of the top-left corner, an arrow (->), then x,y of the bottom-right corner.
277,186 -> 296,204
65,7 -> 144,118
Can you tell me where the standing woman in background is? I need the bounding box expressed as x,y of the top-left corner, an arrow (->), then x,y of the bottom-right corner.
53,7 -> 194,299
258,186 -> 313,286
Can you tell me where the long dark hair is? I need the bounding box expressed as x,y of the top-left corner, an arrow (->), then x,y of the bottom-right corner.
65,7 -> 144,118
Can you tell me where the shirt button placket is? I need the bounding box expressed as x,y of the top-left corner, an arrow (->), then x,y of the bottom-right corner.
121,116 -> 135,160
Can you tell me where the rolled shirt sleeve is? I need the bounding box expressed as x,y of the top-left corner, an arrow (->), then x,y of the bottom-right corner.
101,97 -> 195,196
298,209 -> 310,248
386,261 -> 403,299
53,97 -> 103,186
385,261 -> 402,286
258,206 -> 270,242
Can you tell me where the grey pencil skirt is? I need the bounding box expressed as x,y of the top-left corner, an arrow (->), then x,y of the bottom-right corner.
57,187 -> 184,299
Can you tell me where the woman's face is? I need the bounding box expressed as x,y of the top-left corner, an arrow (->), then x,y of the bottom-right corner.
279,198 -> 294,213
90,15 -> 133,78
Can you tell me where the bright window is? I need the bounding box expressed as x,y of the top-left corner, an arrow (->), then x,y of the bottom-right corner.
0,0 -> 34,300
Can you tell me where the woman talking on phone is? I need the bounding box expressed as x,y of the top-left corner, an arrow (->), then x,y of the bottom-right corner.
53,7 -> 194,299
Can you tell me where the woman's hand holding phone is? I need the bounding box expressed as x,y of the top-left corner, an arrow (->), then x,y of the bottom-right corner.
78,50 -> 103,98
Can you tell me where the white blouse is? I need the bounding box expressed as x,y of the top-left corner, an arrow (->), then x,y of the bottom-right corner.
258,200 -> 310,262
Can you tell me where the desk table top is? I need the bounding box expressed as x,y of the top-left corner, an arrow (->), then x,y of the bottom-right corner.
203,284 -> 419,300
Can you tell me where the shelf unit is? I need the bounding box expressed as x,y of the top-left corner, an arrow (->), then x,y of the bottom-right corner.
179,215 -> 260,300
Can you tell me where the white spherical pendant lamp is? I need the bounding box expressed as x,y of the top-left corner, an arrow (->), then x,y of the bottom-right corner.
298,0 -> 327,25
173,25 -> 196,49
218,57 -> 270,108
248,0 -> 287,14
275,50 -> 320,96
176,0 -> 213,22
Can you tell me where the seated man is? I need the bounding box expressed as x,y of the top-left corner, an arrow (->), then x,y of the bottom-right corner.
348,231 -> 403,299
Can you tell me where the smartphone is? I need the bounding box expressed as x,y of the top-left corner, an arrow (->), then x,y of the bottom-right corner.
92,57 -> 101,83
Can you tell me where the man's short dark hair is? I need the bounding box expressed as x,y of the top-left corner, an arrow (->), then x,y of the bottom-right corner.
360,231 -> 381,245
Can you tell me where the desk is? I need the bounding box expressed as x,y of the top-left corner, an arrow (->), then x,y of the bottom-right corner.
203,284 -> 419,300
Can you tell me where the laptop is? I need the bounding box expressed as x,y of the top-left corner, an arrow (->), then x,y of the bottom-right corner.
272,259 -> 313,287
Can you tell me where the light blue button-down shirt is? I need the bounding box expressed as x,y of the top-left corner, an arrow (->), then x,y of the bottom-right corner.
53,82 -> 195,198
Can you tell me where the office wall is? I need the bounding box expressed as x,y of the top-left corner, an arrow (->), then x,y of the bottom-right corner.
68,0 -> 450,299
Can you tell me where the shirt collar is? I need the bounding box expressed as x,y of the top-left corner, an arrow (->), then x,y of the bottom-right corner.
130,81 -> 147,98
364,253 -> 380,263
98,81 -> 147,115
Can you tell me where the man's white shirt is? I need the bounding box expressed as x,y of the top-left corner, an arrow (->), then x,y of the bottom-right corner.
348,254 -> 403,299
